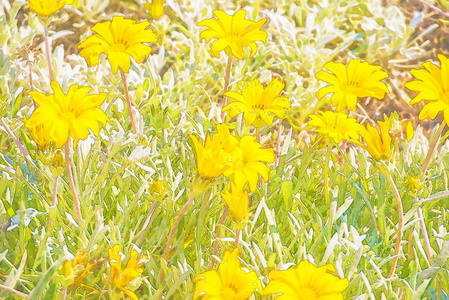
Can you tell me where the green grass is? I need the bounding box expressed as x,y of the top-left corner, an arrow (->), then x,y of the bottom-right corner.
1,0 -> 449,299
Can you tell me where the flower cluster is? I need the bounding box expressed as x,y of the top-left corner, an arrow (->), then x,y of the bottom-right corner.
194,251 -> 348,300
191,124 -> 274,192
109,245 -> 147,300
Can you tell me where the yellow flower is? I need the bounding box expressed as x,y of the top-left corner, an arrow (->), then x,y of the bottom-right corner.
263,260 -> 349,299
109,245 -> 147,300
78,16 -> 158,74
22,116 -> 51,149
307,111 -> 362,144
26,81 -> 108,148
145,0 -> 164,20
405,54 -> 449,125
316,59 -> 389,111
223,78 -> 290,127
193,249 -> 262,299
58,252 -> 104,290
225,136 -> 274,192
359,116 -> 393,161
221,183 -> 250,229
190,124 -> 238,180
198,10 -> 267,59
27,0 -> 69,17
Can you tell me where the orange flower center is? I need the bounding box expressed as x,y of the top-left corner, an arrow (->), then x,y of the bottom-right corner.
253,104 -> 266,110
113,39 -> 130,51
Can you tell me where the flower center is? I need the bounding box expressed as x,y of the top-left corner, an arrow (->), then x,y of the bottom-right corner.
253,104 -> 266,110
442,91 -> 449,104
59,111 -> 76,122
113,39 -> 130,51
299,288 -> 317,300
221,287 -> 237,298
341,84 -> 358,93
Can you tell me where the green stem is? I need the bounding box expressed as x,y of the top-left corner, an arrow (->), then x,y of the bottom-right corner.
422,121 -> 446,178
274,121 -> 282,168
211,205 -> 228,268
64,143 -> 83,225
47,175 -> 59,229
163,191 -> 197,262
324,145 -> 331,204
417,203 -> 434,264
120,68 -> 138,133
220,56 -> 232,121
196,189 -> 212,252
136,200 -> 158,246
387,174 -> 404,278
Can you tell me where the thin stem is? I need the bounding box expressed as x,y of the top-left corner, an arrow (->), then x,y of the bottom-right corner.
422,122 -> 446,178
27,41 -> 36,109
61,287 -> 67,300
163,191 -> 196,262
64,143 -> 83,225
119,68 -> 138,133
47,175 -> 59,229
274,121 -> 282,168
220,56 -> 232,121
196,189 -> 212,253
417,204 -> 434,264
415,121 -> 446,267
415,0 -> 449,18
234,228 -> 241,249
1,118 -> 30,157
387,174 -> 404,278
0,283 -> 28,298
30,59 -> 36,109
324,145 -> 331,204
97,274 -> 110,300
136,201 -> 158,246
44,26 -> 54,83
211,205 -> 228,268
52,175 -> 59,207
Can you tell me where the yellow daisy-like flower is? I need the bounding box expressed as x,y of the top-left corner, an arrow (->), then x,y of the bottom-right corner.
26,81 -> 108,148
145,0 -> 164,20
27,0 -> 69,17
359,116 -> 393,161
307,111 -> 362,144
405,54 -> 449,125
190,124 -> 238,181
221,183 -> 250,229
197,10 -> 267,60
223,78 -> 290,127
225,136 -> 274,192
263,260 -> 349,300
78,16 -> 158,74
194,249 -> 262,299
109,245 -> 147,300
316,59 -> 389,111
